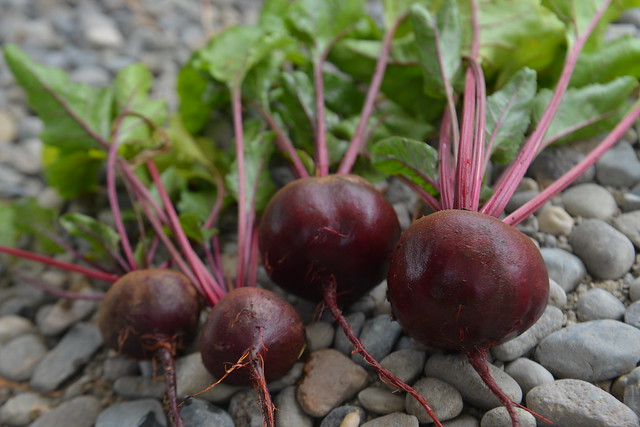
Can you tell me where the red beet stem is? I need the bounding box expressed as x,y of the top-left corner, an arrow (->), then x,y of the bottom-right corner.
465,349 -> 519,427
249,351 -> 275,427
156,343 -> 184,427
322,281 -> 444,427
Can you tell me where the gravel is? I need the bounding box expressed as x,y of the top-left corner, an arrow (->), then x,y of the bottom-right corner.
2,1 -> 640,426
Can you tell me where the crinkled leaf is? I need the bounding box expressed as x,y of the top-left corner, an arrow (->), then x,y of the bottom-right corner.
165,115 -> 216,173
259,0 -> 293,33
410,1 -> 461,97
242,54 -> 283,109
59,213 -> 121,263
178,214 -> 218,244
193,25 -> 291,87
570,36 -> 640,87
177,191 -> 217,224
226,127 -> 277,212
113,63 -> 167,150
0,199 -> 62,254
456,0 -> 565,89
285,0 -> 367,54
486,68 -> 537,164
372,137 -> 439,194
533,76 -> 638,144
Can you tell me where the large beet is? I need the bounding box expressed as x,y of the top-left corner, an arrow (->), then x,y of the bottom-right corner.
258,174 -> 400,304
387,209 -> 549,352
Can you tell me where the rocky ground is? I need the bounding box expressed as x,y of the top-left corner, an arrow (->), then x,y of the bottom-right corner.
1,0 -> 640,426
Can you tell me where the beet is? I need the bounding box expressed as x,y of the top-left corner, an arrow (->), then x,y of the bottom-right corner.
199,287 -> 305,386
387,210 -> 549,351
387,209 -> 550,426
97,268 -> 201,427
258,174 -> 401,304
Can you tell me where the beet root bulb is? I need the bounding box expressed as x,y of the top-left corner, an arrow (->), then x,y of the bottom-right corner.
387,209 -> 549,352
258,174 -> 400,304
97,268 -> 201,359
199,287 -> 306,387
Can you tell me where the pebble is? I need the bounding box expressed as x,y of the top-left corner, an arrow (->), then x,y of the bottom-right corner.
613,210 -> 640,247
504,358 -> 555,395
102,355 -> 139,381
527,145 -> 595,187
480,407 -> 536,427
113,376 -> 166,400
442,414 -> 480,426
361,412 -> 419,427
81,10 -> 124,49
631,277 -> 640,302
179,398 -> 234,427
569,219 -> 636,280
625,300 -> 640,328
622,183 -> 640,211
36,298 -> 98,336
30,395 -> 101,427
561,183 -> 618,219
274,386 -> 313,427
626,382 -> 640,418
540,247 -> 586,292
319,405 -> 367,427
526,379 -> 640,426
334,312 -> 366,355
535,319 -> 640,382
358,386 -> 405,414
596,141 -> 640,187
491,305 -> 564,362
0,333 -> 48,381
0,109 -> 17,142
405,377 -> 463,424
95,399 -> 167,427
11,137 -> 42,174
505,190 -> 539,213
228,389 -> 264,427
305,321 -> 335,351
424,353 -> 522,410
296,349 -> 370,417
379,349 -> 427,390
537,205 -> 574,235
30,322 -> 103,392
548,278 -> 568,308
175,352 -> 243,403
0,314 -> 35,344
0,392 -> 52,426
352,314 -> 402,368
576,288 -> 626,321
268,361 -> 304,394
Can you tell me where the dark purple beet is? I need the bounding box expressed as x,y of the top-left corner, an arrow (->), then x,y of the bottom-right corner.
258,174 -> 401,304
97,268 -> 201,360
199,287 -> 306,386
387,209 -> 549,352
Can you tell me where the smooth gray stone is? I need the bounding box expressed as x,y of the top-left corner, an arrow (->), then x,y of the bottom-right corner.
0,392 -> 51,426
0,333 -> 47,381
358,386 -> 405,415
361,413 -> 419,427
561,183 -> 617,220
536,319 -> 640,382
577,288 -> 626,321
569,219 -> 635,280
319,405 -> 366,427
274,386 -> 313,427
30,322 -> 103,392
351,314 -> 402,368
179,398 -> 234,427
424,353 -> 522,410
527,379 -> 640,426
613,210 -> 640,248
95,399 -> 167,427
504,358 -> 555,395
596,141 -> 640,188
228,389 -> 263,427
31,395 -> 101,427
480,407 -> 536,427
625,300 -> 640,328
405,377 -> 463,424
540,248 -> 586,292
379,349 -> 427,390
333,312 -> 365,355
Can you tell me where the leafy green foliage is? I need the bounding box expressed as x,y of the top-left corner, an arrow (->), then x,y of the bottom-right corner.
372,137 -> 439,194
570,36 -> 640,86
533,76 -> 638,144
59,213 -> 121,263
0,198 -> 62,253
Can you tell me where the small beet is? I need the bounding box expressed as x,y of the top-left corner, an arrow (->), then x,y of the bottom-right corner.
199,286 -> 305,386
97,268 -> 201,359
258,174 -> 400,304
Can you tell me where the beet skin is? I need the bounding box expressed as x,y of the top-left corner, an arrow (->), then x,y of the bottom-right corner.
97,268 -> 201,360
387,209 -> 549,351
199,287 -> 306,386
258,174 -> 400,304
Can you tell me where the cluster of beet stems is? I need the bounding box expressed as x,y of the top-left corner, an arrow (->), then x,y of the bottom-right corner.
2,0 -> 640,426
